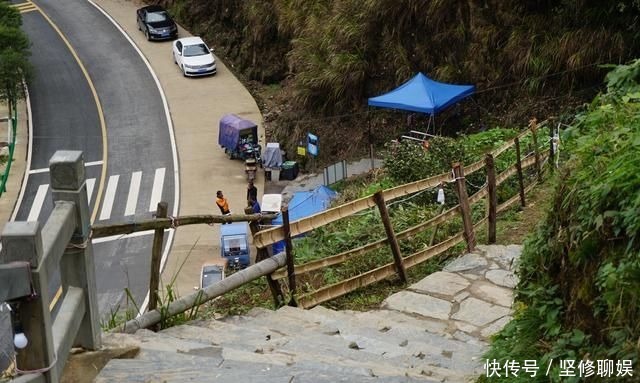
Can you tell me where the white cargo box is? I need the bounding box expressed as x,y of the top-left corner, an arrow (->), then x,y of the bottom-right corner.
261,194 -> 282,213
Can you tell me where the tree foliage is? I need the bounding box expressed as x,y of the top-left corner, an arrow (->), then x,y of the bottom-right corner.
0,2 -> 31,104
154,0 -> 640,164
157,0 -> 640,113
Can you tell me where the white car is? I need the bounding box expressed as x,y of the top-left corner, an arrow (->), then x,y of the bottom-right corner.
172,36 -> 217,77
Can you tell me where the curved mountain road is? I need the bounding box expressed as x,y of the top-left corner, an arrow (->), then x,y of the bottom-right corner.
92,0 -> 264,298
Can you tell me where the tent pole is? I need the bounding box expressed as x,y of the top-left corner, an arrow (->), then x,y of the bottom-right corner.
433,115 -> 439,135
368,109 -> 374,170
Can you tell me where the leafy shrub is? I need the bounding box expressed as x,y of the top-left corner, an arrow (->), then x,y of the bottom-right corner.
383,136 -> 465,184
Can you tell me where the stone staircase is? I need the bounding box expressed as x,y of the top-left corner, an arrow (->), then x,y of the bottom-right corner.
94,245 -> 521,383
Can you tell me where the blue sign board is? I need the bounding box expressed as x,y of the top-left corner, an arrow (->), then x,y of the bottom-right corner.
307,133 -> 319,157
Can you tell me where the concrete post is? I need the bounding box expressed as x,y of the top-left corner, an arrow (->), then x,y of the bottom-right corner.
0,222 -> 57,382
49,151 -> 101,350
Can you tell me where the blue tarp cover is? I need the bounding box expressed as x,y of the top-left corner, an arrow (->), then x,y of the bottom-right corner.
220,222 -> 249,237
367,72 -> 475,115
273,185 -> 337,225
271,186 -> 337,254
218,114 -> 258,150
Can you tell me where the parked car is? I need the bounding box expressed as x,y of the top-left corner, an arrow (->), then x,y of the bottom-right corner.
136,5 -> 178,41
200,263 -> 225,289
172,36 -> 217,77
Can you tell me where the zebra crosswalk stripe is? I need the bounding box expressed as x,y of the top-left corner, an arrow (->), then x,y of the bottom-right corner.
24,168 -> 168,223
125,171 -> 142,216
99,174 -> 119,221
86,178 -> 96,204
27,184 -> 49,222
149,168 -> 166,212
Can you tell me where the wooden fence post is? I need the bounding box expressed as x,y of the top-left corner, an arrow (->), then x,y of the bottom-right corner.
1,222 -> 57,382
485,154 -> 497,244
373,191 -> 407,283
514,137 -> 527,208
245,206 -> 284,308
530,121 -> 541,178
149,201 -> 168,312
50,151 -> 101,350
452,163 -> 476,252
281,205 -> 297,306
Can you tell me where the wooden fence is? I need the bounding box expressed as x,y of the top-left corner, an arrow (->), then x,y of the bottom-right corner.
263,124 -> 551,308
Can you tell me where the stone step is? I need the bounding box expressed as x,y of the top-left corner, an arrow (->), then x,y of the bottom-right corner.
102,329 -> 223,358
306,306 -> 485,354
178,315 -> 464,381
224,306 -> 341,337
304,306 -> 484,375
97,344 -> 439,383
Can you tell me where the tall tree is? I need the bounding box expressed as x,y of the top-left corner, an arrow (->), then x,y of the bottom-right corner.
0,3 -> 31,114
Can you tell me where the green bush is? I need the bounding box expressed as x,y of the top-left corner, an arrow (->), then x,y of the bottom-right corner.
383,136 -> 465,184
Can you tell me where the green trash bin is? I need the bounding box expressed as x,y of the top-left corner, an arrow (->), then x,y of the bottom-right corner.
281,161 -> 299,180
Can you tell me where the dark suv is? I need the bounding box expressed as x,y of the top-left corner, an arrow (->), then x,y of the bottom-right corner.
136,5 -> 178,41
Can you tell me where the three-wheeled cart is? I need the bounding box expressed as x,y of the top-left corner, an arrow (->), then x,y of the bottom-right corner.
218,114 -> 262,162
219,222 -> 251,270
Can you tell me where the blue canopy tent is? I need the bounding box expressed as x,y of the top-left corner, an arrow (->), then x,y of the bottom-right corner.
368,72 -> 475,115
272,185 -> 338,254
365,73 -> 475,167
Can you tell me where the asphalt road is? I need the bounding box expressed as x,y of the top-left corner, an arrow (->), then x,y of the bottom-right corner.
13,0 -> 177,316
2,0 -> 177,370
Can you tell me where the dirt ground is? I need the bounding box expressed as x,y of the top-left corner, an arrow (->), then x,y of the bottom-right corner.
494,178 -> 555,245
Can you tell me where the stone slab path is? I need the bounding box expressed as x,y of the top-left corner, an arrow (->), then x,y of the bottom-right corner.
95,245 -> 521,382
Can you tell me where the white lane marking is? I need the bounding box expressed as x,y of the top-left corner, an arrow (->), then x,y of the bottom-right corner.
92,229 -> 170,244
148,168 -> 165,212
28,168 -> 50,175
99,175 -> 119,220
88,0 -> 181,317
86,178 -> 96,204
85,160 -> 103,167
28,160 -> 103,174
125,171 -> 142,216
27,184 -> 49,222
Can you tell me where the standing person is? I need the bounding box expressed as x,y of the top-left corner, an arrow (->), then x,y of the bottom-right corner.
247,181 -> 258,204
248,197 -> 261,214
216,190 -> 231,224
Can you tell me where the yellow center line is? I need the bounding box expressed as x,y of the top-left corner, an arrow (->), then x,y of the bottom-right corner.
30,2 -> 108,224
26,1 -> 108,311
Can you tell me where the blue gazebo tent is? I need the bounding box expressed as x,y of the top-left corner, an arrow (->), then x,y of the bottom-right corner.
365,72 -> 475,167
367,72 -> 475,115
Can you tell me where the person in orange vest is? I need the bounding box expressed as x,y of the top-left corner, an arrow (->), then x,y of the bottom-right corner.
216,190 -> 231,224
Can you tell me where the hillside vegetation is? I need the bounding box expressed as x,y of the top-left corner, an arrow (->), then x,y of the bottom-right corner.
482,61 -> 640,382
155,0 -> 640,162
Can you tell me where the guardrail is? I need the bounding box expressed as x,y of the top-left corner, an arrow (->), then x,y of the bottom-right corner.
1,151 -> 100,383
0,98 -> 18,198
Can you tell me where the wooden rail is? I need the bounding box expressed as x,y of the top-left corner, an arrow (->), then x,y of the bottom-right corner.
271,205 -> 459,280
280,129 -> 549,308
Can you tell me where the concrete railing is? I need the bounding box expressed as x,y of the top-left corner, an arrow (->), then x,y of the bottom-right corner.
0,151 -> 100,383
